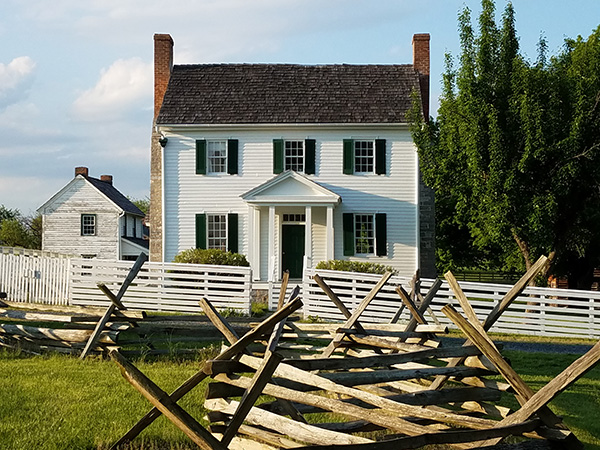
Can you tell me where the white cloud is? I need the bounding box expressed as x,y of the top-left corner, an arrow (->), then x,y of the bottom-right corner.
0,56 -> 36,109
71,57 -> 152,122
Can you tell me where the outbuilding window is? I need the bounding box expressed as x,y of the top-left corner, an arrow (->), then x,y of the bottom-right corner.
81,214 -> 96,236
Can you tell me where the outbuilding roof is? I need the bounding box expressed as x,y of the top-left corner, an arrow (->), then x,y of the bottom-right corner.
156,64 -> 421,125
86,177 -> 145,216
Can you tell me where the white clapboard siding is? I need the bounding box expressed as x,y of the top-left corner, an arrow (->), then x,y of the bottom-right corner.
303,269 -> 600,339
70,259 -> 252,314
162,126 -> 419,277
0,250 -> 70,305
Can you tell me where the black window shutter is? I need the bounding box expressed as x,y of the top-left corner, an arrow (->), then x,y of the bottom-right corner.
343,213 -> 355,256
227,139 -> 238,175
273,139 -> 284,174
196,140 -> 207,175
305,139 -> 316,175
375,139 -> 386,175
343,139 -> 354,174
227,213 -> 239,253
195,214 -> 207,249
375,213 -> 387,256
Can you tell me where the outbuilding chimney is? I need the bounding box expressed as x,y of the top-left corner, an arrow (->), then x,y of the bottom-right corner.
154,33 -> 174,123
412,33 -> 430,120
100,175 -> 113,185
75,166 -> 89,178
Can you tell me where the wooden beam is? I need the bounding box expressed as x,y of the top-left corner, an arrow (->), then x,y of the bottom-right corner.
442,305 -> 580,447
395,285 -> 427,325
320,272 -> 393,357
221,351 -> 284,446
479,340 -> 600,447
199,297 -> 242,346
313,274 -> 367,335
207,397 -> 372,446
284,419 -> 543,450
277,270 -> 290,310
239,354 -> 497,430
110,350 -> 226,450
111,297 -> 302,448
283,345 -> 481,371
429,256 -> 548,391
80,253 -> 147,359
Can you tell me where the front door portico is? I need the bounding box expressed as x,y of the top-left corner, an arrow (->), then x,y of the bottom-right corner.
241,171 -> 341,282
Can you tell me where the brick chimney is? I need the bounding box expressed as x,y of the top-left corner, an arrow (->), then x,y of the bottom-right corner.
150,34 -> 173,262
154,34 -> 173,123
412,33 -> 430,120
75,166 -> 89,178
100,175 -> 113,185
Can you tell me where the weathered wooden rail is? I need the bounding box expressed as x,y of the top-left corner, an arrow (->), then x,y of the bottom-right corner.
106,256 -> 598,449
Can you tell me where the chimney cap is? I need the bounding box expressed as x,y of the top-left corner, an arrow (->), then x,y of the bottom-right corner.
100,175 -> 113,185
75,166 -> 89,178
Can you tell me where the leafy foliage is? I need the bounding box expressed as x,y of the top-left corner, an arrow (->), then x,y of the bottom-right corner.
410,0 -> 600,286
315,259 -> 397,275
173,248 -> 250,266
0,205 -> 41,249
129,196 -> 150,215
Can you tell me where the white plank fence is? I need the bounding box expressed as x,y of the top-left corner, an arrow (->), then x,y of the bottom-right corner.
303,269 -> 600,339
0,247 -> 70,305
71,258 -> 252,314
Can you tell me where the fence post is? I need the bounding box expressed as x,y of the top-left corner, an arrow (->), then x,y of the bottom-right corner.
540,295 -> 546,335
590,297 -> 595,339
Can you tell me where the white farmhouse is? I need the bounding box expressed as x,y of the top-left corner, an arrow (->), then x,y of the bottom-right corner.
38,167 -> 148,260
150,34 -> 435,281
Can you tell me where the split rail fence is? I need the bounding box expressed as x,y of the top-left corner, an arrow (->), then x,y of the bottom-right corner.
2,247 -> 600,338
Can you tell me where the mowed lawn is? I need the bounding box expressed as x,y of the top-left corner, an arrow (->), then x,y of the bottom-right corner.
0,348 -> 599,450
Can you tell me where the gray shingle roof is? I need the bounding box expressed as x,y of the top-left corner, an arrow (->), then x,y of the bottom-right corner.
156,64 -> 421,125
86,177 -> 145,216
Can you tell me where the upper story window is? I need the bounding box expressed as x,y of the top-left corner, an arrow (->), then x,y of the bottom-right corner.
81,214 -> 96,236
196,139 -> 238,175
343,139 -> 386,175
354,141 -> 374,174
207,140 -> 227,174
284,140 -> 304,172
273,139 -> 316,175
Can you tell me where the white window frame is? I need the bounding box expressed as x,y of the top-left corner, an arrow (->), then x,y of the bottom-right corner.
354,140 -> 375,174
284,140 -> 304,173
207,140 -> 227,174
207,214 -> 228,250
354,213 -> 375,255
81,214 -> 96,236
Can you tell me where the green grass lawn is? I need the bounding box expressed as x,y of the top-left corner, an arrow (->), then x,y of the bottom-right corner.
0,347 -> 598,450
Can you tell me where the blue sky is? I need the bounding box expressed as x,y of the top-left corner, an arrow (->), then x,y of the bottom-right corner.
1,0 -> 598,214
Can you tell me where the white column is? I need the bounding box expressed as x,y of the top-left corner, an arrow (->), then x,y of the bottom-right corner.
326,205 -> 334,261
249,206 -> 261,281
304,206 -> 312,270
268,206 -> 276,282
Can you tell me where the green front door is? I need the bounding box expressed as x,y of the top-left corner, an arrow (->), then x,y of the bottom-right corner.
281,224 -> 305,279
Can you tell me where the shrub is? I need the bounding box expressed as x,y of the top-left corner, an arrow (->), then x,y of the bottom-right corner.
315,259 -> 397,275
173,248 -> 250,266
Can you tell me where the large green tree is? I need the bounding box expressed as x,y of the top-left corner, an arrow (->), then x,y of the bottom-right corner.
411,0 -> 600,287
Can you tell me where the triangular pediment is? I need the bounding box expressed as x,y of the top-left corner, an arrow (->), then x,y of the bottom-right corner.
241,171 -> 341,205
